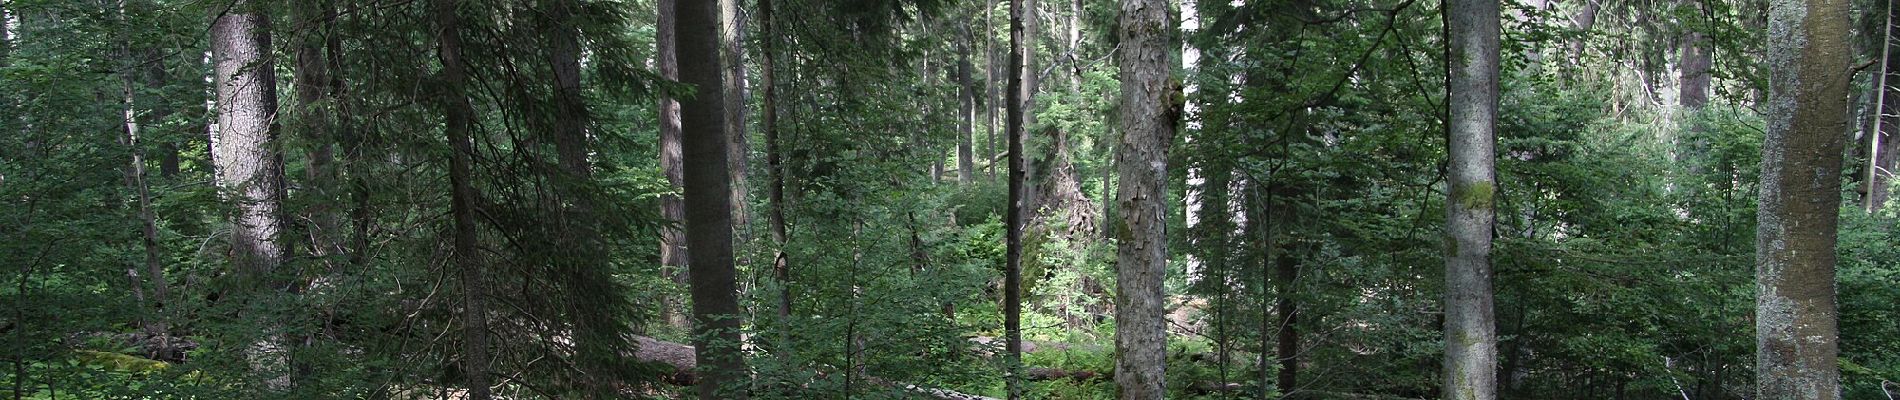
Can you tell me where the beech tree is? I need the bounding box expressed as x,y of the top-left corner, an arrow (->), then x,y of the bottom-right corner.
1444,0 -> 1501,397
1755,0 -> 1849,396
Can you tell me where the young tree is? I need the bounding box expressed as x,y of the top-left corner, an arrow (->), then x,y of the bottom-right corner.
676,0 -> 749,397
1113,0 -> 1174,397
1443,0 -> 1501,397
1756,0 -> 1849,396
209,0 -> 291,389
1005,0 -> 1031,396
428,0 -> 490,397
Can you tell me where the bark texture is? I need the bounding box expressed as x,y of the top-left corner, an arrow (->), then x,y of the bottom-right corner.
658,0 -> 692,330
1114,0 -> 1174,397
1757,0 -> 1849,395
958,21 -> 977,185
1005,0 -> 1031,397
676,0 -> 750,397
209,2 -> 291,390
430,0 -> 491,398
1444,0 -> 1501,397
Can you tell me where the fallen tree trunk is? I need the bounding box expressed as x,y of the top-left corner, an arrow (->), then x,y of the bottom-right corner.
630,335 -> 998,400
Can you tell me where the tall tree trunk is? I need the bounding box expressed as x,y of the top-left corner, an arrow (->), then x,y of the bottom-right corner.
430,0 -> 490,398
760,0 -> 792,353
1444,0 -> 1501,396
210,1 -> 291,390
1756,0 -> 1849,395
1114,0 -> 1174,397
959,21 -> 977,185
543,0 -> 623,392
1005,0 -> 1031,396
986,0 -> 1000,181
676,0 -> 751,397
293,0 -> 341,270
658,0 -> 692,330
722,0 -> 750,233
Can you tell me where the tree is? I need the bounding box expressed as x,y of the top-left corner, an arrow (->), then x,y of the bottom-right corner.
1756,0 -> 1849,395
209,0 -> 291,390
676,0 -> 749,397
1005,0 -> 1032,396
659,0 -> 691,330
428,0 -> 490,398
1113,0 -> 1174,397
958,21 -> 977,185
1444,0 -> 1501,397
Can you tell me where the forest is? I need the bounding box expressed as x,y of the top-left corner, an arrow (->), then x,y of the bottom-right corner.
0,0 -> 1896,397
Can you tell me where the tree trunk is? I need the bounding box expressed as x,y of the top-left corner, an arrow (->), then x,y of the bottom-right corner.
293,0 -> 342,270
760,0 -> 792,351
1677,0 -> 1711,110
209,2 -> 291,390
986,0 -> 1000,182
1005,0 -> 1031,396
1114,0 -> 1174,397
1566,0 -> 1599,68
676,0 -> 750,397
1866,0 -> 1897,213
959,21 -> 977,185
430,0 -> 490,398
114,0 -> 169,341
658,0 -> 692,330
722,0 -> 750,233
1756,0 -> 1849,395
1444,0 -> 1501,397
1274,252 -> 1298,397
541,0 -> 624,392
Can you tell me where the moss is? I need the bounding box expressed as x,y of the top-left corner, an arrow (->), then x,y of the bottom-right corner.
75,350 -> 169,373
1454,181 -> 1495,210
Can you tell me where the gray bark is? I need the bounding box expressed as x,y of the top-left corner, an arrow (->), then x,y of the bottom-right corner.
760,0 -> 791,348
676,0 -> 750,397
659,0 -> 692,330
210,1 -> 291,390
1866,0 -> 1898,212
115,0 -> 168,340
1444,0 -> 1501,397
429,0 -> 491,397
1113,0 -> 1174,397
722,0 -> 750,232
1756,0 -> 1849,395
1678,0 -> 1712,109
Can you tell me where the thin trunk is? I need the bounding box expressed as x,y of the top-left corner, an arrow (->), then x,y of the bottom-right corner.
760,0 -> 792,352
1005,0 -> 1030,396
1756,0 -> 1849,396
677,0 -> 751,397
1114,0 -> 1174,397
431,0 -> 489,397
210,1 -> 291,390
986,0 -> 1000,181
1867,0 -> 1896,212
659,0 -> 692,330
1444,0 -> 1501,396
115,0 -> 168,340
959,22 -> 977,185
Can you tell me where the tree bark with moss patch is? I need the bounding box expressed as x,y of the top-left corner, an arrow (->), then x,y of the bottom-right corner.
1756,0 -> 1849,396
1443,0 -> 1500,396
